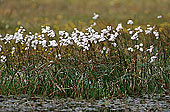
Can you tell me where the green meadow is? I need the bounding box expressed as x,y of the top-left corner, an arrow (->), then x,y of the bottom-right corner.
0,0 -> 169,99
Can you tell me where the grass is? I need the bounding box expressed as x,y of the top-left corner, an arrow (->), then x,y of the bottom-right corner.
0,0 -> 169,99
1,0 -> 170,33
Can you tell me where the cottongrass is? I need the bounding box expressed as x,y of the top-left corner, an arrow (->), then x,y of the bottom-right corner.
0,14 -> 169,99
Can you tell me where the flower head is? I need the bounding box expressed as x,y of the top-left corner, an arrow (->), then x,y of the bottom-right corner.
157,15 -> 162,19
1,55 -> 7,63
92,13 -> 99,20
128,47 -> 133,52
49,40 -> 58,47
127,19 -> 133,25
116,23 -> 123,32
0,45 -> 2,52
150,56 -> 157,63
146,45 -> 154,53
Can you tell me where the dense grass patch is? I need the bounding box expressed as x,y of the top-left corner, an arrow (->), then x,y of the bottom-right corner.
0,15 -> 169,99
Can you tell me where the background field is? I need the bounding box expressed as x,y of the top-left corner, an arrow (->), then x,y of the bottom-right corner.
0,0 -> 170,33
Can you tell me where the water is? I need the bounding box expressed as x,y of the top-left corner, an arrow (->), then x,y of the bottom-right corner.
0,94 -> 169,111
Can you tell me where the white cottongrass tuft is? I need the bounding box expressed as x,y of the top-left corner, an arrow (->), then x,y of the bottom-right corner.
0,45 -> 2,52
92,13 -> 99,20
146,45 -> 154,53
116,23 -> 123,32
1,55 -> 7,63
134,45 -> 140,49
12,47 -> 15,54
48,40 -> 58,47
128,47 -> 133,52
157,15 -> 162,19
153,30 -> 159,39
111,43 -> 117,47
150,56 -> 157,63
127,19 -> 133,25
139,47 -> 143,52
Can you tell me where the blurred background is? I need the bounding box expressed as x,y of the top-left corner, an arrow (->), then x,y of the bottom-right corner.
0,0 -> 170,33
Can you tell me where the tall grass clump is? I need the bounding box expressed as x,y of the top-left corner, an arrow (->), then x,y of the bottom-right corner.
0,13 -> 169,99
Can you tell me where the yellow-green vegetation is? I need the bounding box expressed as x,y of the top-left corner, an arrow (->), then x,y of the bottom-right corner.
1,0 -> 170,33
0,0 -> 169,99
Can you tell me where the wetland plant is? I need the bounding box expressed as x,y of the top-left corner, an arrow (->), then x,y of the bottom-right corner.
0,14 -> 169,99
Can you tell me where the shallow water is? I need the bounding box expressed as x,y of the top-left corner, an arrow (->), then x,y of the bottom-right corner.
0,94 -> 169,112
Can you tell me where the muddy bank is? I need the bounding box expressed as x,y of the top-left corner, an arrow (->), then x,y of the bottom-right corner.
0,94 -> 169,111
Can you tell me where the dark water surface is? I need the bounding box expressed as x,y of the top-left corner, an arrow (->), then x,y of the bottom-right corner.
0,94 -> 169,112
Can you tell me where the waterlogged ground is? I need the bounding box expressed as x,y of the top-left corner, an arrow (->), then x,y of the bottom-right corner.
0,94 -> 169,112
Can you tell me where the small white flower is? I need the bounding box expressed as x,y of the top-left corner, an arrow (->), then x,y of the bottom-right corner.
127,19 -> 133,25
59,31 -> 65,36
108,34 -> 116,41
103,46 -> 106,51
145,26 -> 154,34
135,45 -> 140,49
146,45 -> 154,53
12,47 -> 15,54
0,45 -> 2,52
127,28 -> 131,31
107,26 -> 112,31
150,56 -> 157,63
157,15 -> 162,19
58,54 -> 62,59
25,47 -> 29,50
84,46 -> 89,50
116,23 -> 123,32
49,40 -> 58,47
101,29 -> 107,33
131,32 -> 139,40
139,43 -> 143,47
153,30 -> 159,39
139,47 -> 143,52
91,22 -> 97,27
156,37 -> 159,39
100,50 -> 104,54
128,47 -> 133,52
42,26 -> 49,33
94,40 -> 97,44
135,26 -> 143,32
42,26 -> 55,37
106,48 -> 109,54
92,13 -> 99,20
1,55 -> 7,63
39,40 -> 47,48
111,43 -> 117,47
47,30 -> 55,37
129,31 -> 133,35
98,37 -> 106,42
